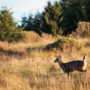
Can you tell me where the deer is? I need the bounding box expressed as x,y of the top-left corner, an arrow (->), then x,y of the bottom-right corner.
54,55 -> 87,78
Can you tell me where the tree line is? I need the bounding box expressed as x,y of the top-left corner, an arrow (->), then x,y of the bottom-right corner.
0,0 -> 90,41
20,0 -> 90,36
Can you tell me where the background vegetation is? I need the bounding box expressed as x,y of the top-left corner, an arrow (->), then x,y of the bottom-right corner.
20,0 -> 90,36
0,0 -> 90,40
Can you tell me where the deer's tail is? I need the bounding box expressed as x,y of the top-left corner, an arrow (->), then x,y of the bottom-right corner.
83,56 -> 86,62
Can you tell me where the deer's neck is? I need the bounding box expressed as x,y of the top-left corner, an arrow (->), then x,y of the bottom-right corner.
58,61 -> 65,71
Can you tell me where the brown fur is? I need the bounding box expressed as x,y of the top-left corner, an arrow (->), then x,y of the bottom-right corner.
54,55 -> 87,77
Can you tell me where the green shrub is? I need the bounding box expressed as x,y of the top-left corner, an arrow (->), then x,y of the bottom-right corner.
46,37 -> 83,52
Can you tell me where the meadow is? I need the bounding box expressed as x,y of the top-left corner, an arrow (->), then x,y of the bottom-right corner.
0,31 -> 90,90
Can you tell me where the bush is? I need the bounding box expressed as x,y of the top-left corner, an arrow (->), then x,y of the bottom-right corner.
45,37 -> 83,52
9,32 -> 25,42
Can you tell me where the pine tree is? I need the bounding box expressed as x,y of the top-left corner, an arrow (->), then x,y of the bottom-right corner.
21,16 -> 28,27
0,7 -> 16,41
84,0 -> 90,21
40,12 -> 51,34
61,0 -> 88,34
44,1 -> 63,36
21,14 -> 34,30
33,12 -> 42,35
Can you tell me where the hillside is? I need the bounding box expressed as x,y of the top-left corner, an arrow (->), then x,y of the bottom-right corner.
0,30 -> 90,90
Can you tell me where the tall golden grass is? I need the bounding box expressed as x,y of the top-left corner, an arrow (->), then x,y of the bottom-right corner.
0,31 -> 90,90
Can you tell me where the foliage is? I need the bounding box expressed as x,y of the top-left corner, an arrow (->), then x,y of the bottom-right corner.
46,37 -> 83,52
9,32 -> 25,42
42,0 -> 90,35
84,0 -> 90,20
40,1 -> 63,36
61,0 -> 88,34
21,14 -> 34,30
44,1 -> 63,36
20,1 -> 63,36
8,26 -> 25,42
20,0 -> 90,36
21,13 -> 42,35
40,12 -> 51,34
0,7 -> 25,42
0,7 -> 17,41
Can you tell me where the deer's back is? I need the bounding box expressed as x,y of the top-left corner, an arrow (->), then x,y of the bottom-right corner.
62,60 -> 84,73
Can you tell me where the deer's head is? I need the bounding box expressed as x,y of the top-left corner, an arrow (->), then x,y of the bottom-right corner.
54,55 -> 62,63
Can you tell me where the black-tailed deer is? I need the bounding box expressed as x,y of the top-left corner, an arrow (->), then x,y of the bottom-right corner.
54,55 -> 87,77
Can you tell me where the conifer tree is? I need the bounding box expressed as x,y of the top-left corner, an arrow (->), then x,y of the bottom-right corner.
44,1 -> 63,36
61,0 -> 88,34
0,7 -> 16,41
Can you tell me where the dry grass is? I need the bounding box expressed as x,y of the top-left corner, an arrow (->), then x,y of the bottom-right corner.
70,22 -> 90,38
0,31 -> 90,90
